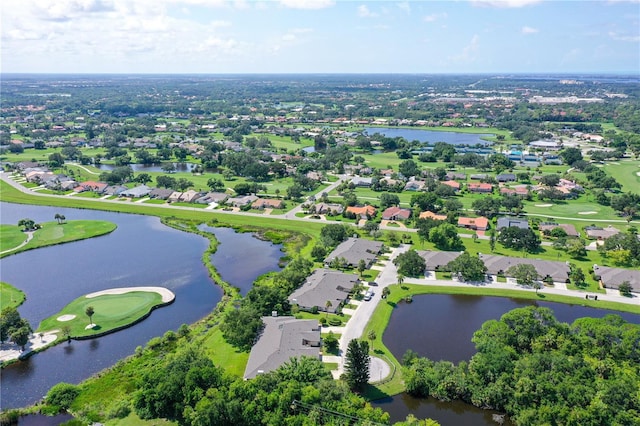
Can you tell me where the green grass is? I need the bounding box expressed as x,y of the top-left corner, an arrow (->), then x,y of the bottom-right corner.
603,159 -> 640,193
1,282 -> 26,310
0,220 -> 117,258
0,225 -> 27,251
295,311 -> 351,325
200,327 -> 249,378
37,291 -> 167,339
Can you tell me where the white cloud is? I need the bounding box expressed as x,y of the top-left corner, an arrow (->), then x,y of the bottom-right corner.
211,20 -> 231,28
448,34 -> 480,63
470,0 -> 542,8
522,26 -> 539,34
357,4 -> 378,17
423,12 -> 447,22
609,31 -> 640,42
278,0 -> 335,9
397,2 -> 411,14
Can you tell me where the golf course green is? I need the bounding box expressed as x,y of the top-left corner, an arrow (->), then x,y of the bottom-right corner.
37,287 -> 175,339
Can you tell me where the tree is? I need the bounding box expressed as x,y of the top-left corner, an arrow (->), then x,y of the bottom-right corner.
135,173 -> 152,185
343,339 -> 370,392
560,147 -> 583,166
379,192 -> 401,209
539,174 -> 561,187
618,281 -> 632,297
357,259 -> 366,277
393,250 -> 426,277
323,331 -> 338,352
472,197 -> 502,219
506,264 -> 539,288
497,227 -> 541,253
566,238 -> 587,258
446,252 -> 487,282
85,306 -> 95,325
11,326 -> 31,351
311,245 -> 327,262
428,223 -> 464,251
367,330 -> 376,352
54,213 -> 66,224
207,178 -> 225,192
48,152 -> 65,167
156,175 -> 176,189
18,218 -> 37,231
397,273 -> 405,286
377,286 -> 389,300
489,230 -> 496,252
399,159 -> 420,177
320,224 -> 350,247
570,265 -> 586,287
325,300 -> 332,317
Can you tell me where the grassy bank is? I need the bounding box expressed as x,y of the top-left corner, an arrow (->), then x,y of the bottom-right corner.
0,220 -> 117,258
1,282 -> 26,310
37,291 -> 167,339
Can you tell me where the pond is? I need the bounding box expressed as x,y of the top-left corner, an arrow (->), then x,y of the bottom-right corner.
0,202 -> 282,410
199,225 -> 284,296
364,127 -> 494,146
372,294 -> 640,424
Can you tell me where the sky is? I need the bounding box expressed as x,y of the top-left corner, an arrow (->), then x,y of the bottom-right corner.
2,0 -> 639,74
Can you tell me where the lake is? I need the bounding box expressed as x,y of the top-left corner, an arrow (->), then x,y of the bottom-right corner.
373,294 -> 640,424
0,202 -> 282,409
364,127 -> 494,146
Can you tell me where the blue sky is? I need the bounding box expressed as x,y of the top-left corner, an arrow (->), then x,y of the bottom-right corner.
2,0 -> 639,74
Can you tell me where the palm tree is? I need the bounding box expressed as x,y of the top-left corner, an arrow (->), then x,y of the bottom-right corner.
325,300 -> 332,317
382,287 -> 391,299
85,306 -> 95,325
397,273 -> 405,286
54,214 -> 62,224
367,330 -> 376,353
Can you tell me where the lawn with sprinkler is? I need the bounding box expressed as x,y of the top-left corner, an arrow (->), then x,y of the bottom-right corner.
37,287 -> 175,340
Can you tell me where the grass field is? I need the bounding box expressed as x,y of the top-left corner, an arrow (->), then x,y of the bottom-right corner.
604,159 -> 640,192
0,282 -> 26,310
37,291 -> 166,339
0,220 -> 117,258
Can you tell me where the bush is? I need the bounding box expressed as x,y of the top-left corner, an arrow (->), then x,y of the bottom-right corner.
107,400 -> 132,419
46,383 -> 80,410
328,318 -> 342,326
319,317 -> 327,325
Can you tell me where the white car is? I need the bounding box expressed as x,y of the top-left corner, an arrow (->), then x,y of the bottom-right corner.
363,290 -> 374,301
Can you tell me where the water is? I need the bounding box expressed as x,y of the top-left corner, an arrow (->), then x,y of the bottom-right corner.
372,294 -> 640,425
364,127 -> 494,146
199,225 -> 283,295
0,202 -> 282,409
383,294 -> 640,364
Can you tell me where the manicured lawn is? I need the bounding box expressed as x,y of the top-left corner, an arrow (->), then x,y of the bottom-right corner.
0,220 -> 117,258
604,159 -> 640,193
523,195 -> 620,221
294,311 -> 351,325
37,291 -> 166,339
0,225 -> 27,252
201,327 -> 249,378
0,282 -> 26,310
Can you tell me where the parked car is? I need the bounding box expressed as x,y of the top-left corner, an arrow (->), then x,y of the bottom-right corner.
368,281 -> 378,286
363,290 -> 374,301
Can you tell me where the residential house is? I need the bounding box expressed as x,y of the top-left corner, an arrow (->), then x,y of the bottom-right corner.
346,205 -> 377,219
467,182 -> 493,193
497,217 -> 529,230
324,237 -> 383,268
103,185 -> 127,196
441,180 -> 461,191
418,250 -> 463,272
350,176 -> 373,187
404,179 -> 426,191
500,186 -> 529,197
313,203 -> 344,215
470,174 -> 488,180
226,195 -> 259,208
446,172 -> 466,180
288,268 -> 359,312
458,216 -> 489,231
243,316 -> 321,379
529,140 -> 561,151
149,188 -> 174,200
419,211 -> 447,221
496,173 -> 516,183
593,265 -> 640,293
179,190 -> 202,203
539,223 -> 579,237
479,254 -> 571,284
74,181 -> 108,194
585,225 -> 620,240
252,198 -> 284,209
120,185 -> 152,198
196,192 -> 229,205
382,206 -> 412,221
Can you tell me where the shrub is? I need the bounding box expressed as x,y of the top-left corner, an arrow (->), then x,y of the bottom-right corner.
46,383 -> 80,410
328,318 -> 342,326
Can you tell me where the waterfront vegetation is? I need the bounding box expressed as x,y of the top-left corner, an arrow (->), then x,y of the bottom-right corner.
0,219 -> 117,258
37,291 -> 167,340
0,282 -> 25,310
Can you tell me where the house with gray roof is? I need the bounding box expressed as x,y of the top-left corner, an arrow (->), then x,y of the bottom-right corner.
479,254 -> 570,284
196,192 -> 229,204
324,237 -> 383,268
418,250 -> 464,272
313,203 -> 344,215
497,217 -> 529,230
149,188 -> 174,200
226,194 -> 259,207
243,316 -> 321,379
350,176 -> 372,187
288,269 -> 358,313
120,185 -> 151,198
593,265 -> 640,293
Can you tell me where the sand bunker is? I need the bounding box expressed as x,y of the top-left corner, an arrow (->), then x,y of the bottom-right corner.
85,323 -> 97,330
57,314 -> 76,322
85,286 -> 175,303
636,171 -> 640,176
578,211 -> 597,215
535,204 -> 553,207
